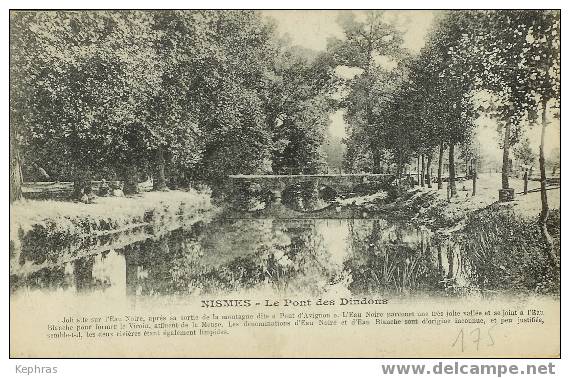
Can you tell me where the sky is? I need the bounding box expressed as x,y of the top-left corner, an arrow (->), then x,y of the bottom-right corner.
262,10 -> 436,53
262,10 -> 437,140
476,114 -> 561,165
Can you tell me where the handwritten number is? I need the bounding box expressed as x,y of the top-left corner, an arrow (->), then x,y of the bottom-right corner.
453,327 -> 496,352
470,328 -> 481,351
487,324 -> 496,347
452,328 -> 464,352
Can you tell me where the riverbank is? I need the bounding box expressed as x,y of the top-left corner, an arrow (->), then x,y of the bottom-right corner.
387,173 -> 560,229
10,190 -> 217,277
381,173 -> 561,295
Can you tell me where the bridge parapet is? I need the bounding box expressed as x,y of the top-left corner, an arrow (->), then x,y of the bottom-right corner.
227,173 -> 395,196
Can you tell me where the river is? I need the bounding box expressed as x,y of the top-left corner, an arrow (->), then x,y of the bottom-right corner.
10,212 -> 472,301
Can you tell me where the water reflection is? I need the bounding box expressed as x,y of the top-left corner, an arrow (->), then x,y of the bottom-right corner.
229,183 -> 273,212
343,220 -> 440,295
281,182 -> 337,212
230,180 -> 339,213
11,216 -> 477,299
116,220 -> 343,296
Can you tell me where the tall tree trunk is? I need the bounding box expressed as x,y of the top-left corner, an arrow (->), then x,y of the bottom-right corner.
69,122 -> 88,199
426,152 -> 433,188
502,121 -> 511,189
396,153 -> 403,181
437,244 -> 444,278
73,257 -> 95,292
446,244 -> 454,280
72,166 -> 92,200
372,150 -> 381,174
124,245 -> 140,297
420,154 -> 426,187
153,146 -> 168,191
437,142 -> 444,190
448,142 -> 457,197
123,165 -> 140,195
73,176 -> 91,199
416,156 -> 420,186
9,136 -> 23,203
394,153 -> 401,188
538,99 -> 559,269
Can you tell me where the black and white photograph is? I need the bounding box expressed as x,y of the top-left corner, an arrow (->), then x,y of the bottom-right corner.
8,8 -> 561,358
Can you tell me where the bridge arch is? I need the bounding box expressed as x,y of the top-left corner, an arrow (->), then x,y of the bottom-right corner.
281,181 -> 337,212
227,174 -> 395,213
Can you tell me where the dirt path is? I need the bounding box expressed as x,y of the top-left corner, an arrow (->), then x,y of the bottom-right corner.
416,172 -> 560,220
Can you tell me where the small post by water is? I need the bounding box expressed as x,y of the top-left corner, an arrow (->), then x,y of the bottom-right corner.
523,169 -> 529,195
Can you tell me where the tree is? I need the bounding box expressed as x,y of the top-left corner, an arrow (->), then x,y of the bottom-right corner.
513,138 -> 536,168
174,11 -> 279,187
355,12 -> 479,196
9,125 -> 23,202
401,12 -> 476,197
453,10 -> 559,266
523,10 -> 560,268
11,10 -> 295,194
10,11 -> 163,196
263,45 -> 338,174
465,10 -> 559,265
328,11 -> 406,173
461,11 -> 541,197
272,97 -> 331,174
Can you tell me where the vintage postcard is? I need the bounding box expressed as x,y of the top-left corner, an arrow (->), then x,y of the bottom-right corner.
9,9 -> 560,358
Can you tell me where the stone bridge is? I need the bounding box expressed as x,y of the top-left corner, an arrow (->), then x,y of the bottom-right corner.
227,173 -> 395,202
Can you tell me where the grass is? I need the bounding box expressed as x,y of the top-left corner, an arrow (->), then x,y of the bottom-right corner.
378,172 -> 561,228
457,206 -> 560,295
10,189 -> 216,276
371,173 -> 562,295
11,190 -> 211,232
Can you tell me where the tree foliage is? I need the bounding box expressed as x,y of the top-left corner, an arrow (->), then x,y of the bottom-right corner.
10,10 -> 338,197
328,11 -> 407,173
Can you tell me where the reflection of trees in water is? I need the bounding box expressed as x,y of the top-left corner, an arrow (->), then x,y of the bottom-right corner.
273,221 -> 341,295
343,220 -> 441,295
11,250 -> 116,294
434,239 -> 471,294
73,256 -> 95,292
13,211 -> 554,298
122,229 -> 203,296
282,182 -> 336,212
10,265 -> 73,293
122,220 -> 340,296
12,219 -> 451,298
449,209 -> 561,294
